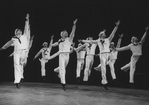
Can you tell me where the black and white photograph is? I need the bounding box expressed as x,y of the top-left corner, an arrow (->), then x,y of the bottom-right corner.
0,0 -> 149,105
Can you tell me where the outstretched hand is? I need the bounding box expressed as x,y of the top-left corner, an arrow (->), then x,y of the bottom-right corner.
72,42 -> 75,47
113,47 -> 117,51
73,19 -> 78,24
31,35 -> 34,40
78,39 -> 82,43
9,53 -> 13,57
145,26 -> 149,31
26,14 -> 29,20
116,20 -> 120,26
51,35 -> 54,39
119,34 -> 123,38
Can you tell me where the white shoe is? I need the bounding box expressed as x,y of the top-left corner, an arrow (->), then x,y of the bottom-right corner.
94,65 -> 101,72
54,67 -> 59,73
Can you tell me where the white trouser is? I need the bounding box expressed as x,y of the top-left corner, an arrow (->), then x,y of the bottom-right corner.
83,55 -> 94,81
13,50 -> 26,83
59,53 -> 69,84
76,59 -> 84,78
108,59 -> 116,80
20,50 -> 28,64
39,58 -> 48,77
23,50 -> 29,67
20,50 -> 28,78
94,59 -> 116,80
121,55 -> 140,83
100,52 -> 110,84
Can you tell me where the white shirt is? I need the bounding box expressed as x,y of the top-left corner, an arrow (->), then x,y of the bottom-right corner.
86,43 -> 97,55
97,38 -> 110,53
129,43 -> 142,56
59,37 -> 72,53
77,50 -> 86,59
41,48 -> 51,60
12,35 -> 28,51
110,50 -> 118,60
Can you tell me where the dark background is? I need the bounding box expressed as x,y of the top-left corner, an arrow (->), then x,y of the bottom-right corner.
0,0 -> 149,89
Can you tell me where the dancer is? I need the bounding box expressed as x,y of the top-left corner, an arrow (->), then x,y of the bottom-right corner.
94,34 -> 123,84
116,27 -> 148,88
74,41 -> 87,83
83,37 -> 97,83
0,14 -> 31,88
51,19 -> 77,90
82,20 -> 120,89
33,35 -> 54,81
9,35 -> 34,83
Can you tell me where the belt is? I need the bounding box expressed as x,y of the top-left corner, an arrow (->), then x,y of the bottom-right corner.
100,52 -> 110,54
77,58 -> 84,60
60,52 -> 70,54
87,54 -> 95,56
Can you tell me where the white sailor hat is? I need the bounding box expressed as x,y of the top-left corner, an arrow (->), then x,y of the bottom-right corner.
110,42 -> 115,45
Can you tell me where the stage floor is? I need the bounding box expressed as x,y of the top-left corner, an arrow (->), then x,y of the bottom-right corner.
0,82 -> 149,105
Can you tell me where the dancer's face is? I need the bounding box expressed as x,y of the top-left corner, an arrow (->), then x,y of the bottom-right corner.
131,36 -> 138,44
61,31 -> 68,39
110,42 -> 115,49
43,42 -> 48,48
44,44 -> 48,48
15,30 -> 22,38
99,33 -> 106,39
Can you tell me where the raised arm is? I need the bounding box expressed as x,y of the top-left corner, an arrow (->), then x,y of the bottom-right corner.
33,49 -> 42,60
139,26 -> 148,45
0,40 -> 13,50
116,34 -> 123,48
28,35 -> 34,50
69,19 -> 78,42
9,52 -> 14,57
49,35 -> 54,48
109,20 -> 120,41
24,14 -> 30,40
